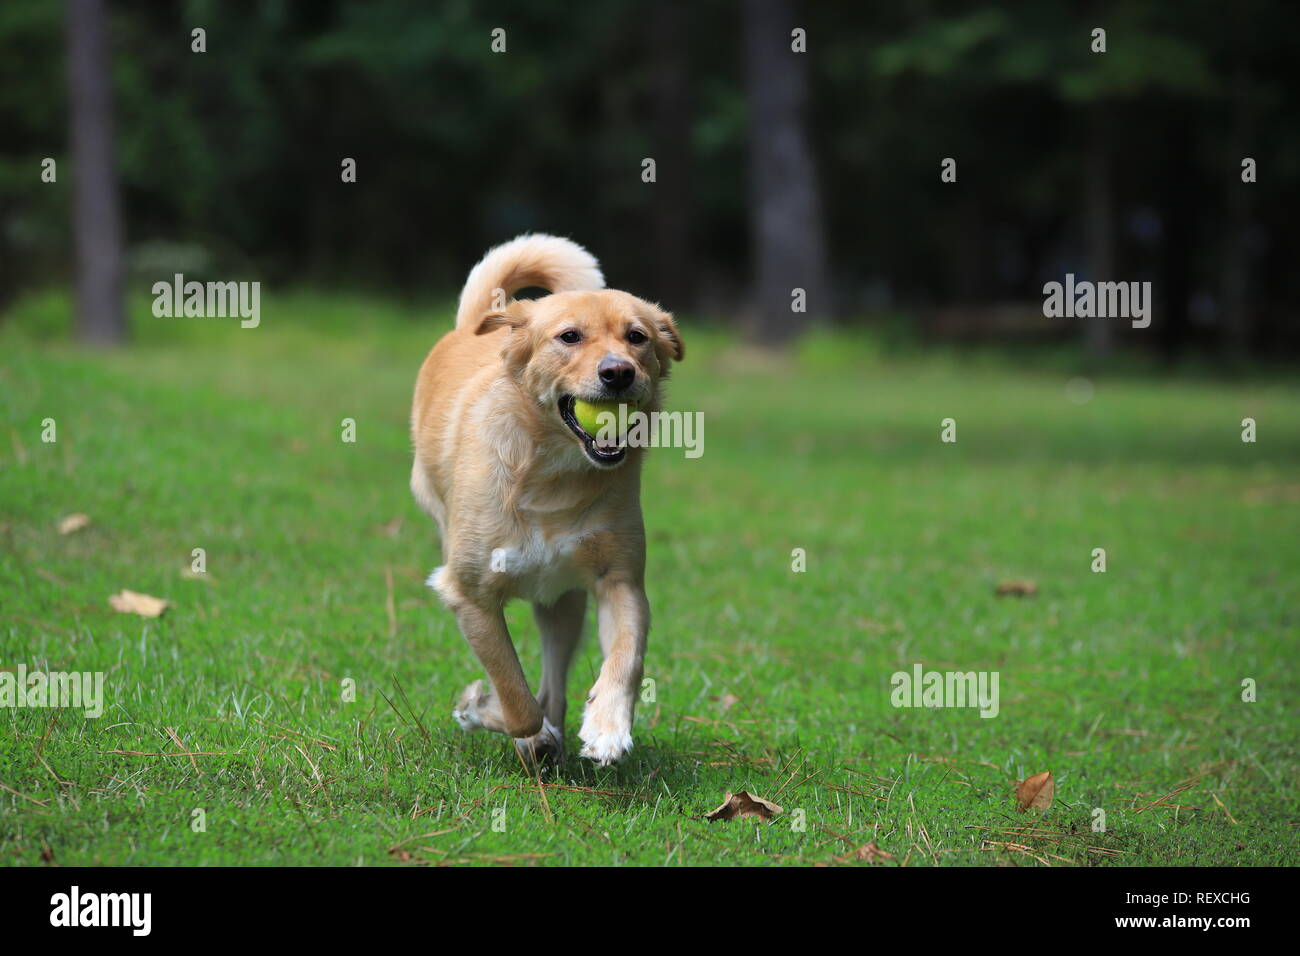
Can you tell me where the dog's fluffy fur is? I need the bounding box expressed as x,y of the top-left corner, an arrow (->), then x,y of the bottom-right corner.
410,234 -> 683,765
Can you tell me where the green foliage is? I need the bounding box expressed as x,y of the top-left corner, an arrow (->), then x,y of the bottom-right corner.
4,0 -> 1299,351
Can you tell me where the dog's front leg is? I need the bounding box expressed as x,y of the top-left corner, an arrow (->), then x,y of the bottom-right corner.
579,575 -> 648,765
450,601 -> 545,740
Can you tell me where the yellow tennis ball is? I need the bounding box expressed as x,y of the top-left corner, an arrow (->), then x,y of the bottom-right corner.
573,399 -> 635,436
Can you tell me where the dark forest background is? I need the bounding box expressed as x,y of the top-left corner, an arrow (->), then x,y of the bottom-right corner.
2,0 -> 1298,361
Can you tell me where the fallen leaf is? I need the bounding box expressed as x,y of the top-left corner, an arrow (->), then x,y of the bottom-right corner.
108,590 -> 170,618
854,841 -> 894,863
58,513 -> 91,535
1015,770 -> 1055,812
705,790 -> 782,822
826,840 -> 896,865
996,578 -> 1038,597
376,517 -> 404,539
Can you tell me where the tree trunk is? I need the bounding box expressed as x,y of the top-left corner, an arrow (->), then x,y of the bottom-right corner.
66,0 -> 125,345
649,1 -> 692,311
1083,102 -> 1114,360
742,0 -> 829,343
1221,51 -> 1253,360
1159,116 -> 1193,362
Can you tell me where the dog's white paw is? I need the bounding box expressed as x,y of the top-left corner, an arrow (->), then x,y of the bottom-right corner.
578,692 -> 633,765
452,679 -> 488,731
578,728 -> 633,766
515,716 -> 565,766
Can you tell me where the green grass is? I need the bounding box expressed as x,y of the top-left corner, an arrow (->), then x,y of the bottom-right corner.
1,292 -> 1298,866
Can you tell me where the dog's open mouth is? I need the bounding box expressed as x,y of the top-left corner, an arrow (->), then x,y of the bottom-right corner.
559,395 -> 628,466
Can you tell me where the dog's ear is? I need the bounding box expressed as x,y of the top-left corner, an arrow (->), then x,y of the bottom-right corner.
652,308 -> 684,364
475,299 -> 534,335
475,300 -> 535,376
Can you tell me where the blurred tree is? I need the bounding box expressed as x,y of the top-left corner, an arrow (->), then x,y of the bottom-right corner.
2,0 -> 1298,359
649,1 -> 692,309
742,0 -> 830,342
1083,100 -> 1116,360
1056,6 -> 1215,360
66,0 -> 124,344
865,1 -> 1221,358
1220,11 -> 1257,361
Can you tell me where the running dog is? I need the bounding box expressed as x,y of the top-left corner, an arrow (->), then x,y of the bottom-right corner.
410,234 -> 683,765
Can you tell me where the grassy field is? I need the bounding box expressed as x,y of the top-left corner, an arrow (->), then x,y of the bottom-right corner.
1,293 -> 1298,866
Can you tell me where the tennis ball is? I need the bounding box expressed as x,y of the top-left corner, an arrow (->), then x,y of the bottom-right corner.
573,399 -> 635,436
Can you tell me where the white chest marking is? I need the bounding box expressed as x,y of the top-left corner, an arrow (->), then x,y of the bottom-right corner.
489,530 -> 588,604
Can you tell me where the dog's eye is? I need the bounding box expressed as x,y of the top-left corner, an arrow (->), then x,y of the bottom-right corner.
627,329 -> 648,345
557,329 -> 582,344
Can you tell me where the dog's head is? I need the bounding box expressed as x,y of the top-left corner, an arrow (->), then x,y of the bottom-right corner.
475,289 -> 683,468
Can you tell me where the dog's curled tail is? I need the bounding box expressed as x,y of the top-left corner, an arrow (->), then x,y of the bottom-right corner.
455,233 -> 604,330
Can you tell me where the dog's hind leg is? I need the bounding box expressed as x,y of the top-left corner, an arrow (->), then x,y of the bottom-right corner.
520,589 -> 586,764
449,602 -> 543,741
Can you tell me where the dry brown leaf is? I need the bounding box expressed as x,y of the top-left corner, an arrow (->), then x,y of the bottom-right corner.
375,516 -> 404,539
995,578 -> 1038,597
1015,770 -> 1055,812
826,840 -> 896,865
705,790 -> 783,823
58,513 -> 91,535
108,590 -> 170,618
855,841 -> 894,863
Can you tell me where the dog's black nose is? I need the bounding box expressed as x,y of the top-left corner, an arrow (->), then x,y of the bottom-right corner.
597,357 -> 636,393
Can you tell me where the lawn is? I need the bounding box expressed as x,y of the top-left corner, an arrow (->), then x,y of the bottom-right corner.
1,293 -> 1297,866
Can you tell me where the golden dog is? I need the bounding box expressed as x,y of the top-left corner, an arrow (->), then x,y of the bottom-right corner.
410,234 -> 683,765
